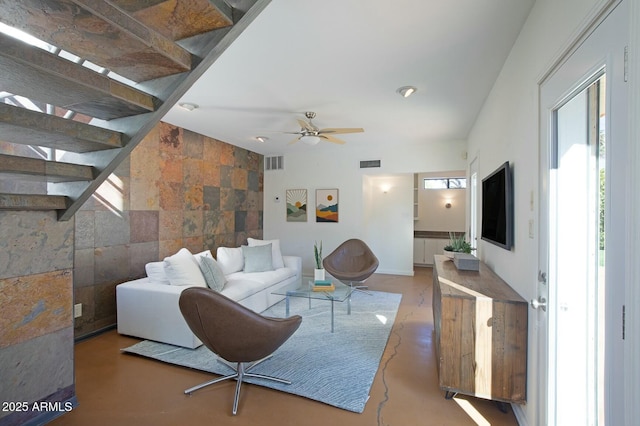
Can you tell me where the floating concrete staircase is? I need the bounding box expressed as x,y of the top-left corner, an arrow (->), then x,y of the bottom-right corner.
0,0 -> 270,220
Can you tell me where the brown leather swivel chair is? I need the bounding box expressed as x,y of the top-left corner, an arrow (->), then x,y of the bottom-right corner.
322,239 -> 379,292
178,287 -> 302,415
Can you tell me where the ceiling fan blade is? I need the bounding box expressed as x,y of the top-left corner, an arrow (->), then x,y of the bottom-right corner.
297,119 -> 315,132
320,134 -> 346,145
288,136 -> 302,145
318,127 -> 364,135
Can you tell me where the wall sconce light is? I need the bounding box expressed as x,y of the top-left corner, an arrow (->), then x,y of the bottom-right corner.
445,201 -> 452,209
381,184 -> 391,193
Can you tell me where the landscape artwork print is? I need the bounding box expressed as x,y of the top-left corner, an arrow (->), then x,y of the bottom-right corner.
316,189 -> 339,223
286,189 -> 307,222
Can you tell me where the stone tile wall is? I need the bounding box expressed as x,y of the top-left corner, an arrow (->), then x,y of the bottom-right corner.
0,211 -> 75,425
73,122 -> 264,338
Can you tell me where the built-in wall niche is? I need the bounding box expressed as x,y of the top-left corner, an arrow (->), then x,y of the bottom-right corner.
414,171 -> 466,233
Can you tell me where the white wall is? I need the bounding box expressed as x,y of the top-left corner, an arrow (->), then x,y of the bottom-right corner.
414,171 -> 466,232
363,174 -> 414,275
466,0 -> 608,424
263,140 -> 467,276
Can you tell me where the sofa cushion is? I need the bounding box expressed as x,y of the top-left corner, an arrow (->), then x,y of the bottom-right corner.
163,248 -> 207,287
222,268 -> 296,300
199,256 -> 227,291
242,244 -> 274,273
216,246 -> 244,275
145,261 -> 170,285
247,238 -> 285,269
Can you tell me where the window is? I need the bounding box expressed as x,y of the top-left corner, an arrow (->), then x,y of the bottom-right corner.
423,178 -> 466,189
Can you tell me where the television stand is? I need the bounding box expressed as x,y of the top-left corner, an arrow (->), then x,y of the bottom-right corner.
432,255 -> 528,405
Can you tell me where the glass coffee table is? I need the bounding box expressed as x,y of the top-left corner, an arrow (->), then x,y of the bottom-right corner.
271,281 -> 353,333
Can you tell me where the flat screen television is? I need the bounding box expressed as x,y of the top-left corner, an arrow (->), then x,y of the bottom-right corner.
481,161 -> 513,250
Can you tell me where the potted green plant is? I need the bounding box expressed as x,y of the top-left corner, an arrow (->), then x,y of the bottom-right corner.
314,240 -> 325,281
443,232 -> 472,259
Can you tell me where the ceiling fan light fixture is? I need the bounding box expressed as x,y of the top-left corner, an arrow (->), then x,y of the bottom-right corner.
397,86 -> 417,98
301,135 -> 321,145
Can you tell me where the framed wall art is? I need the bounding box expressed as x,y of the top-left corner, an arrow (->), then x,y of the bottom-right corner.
286,189 -> 307,222
316,189 -> 338,223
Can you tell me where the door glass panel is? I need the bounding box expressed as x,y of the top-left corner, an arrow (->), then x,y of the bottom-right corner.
551,74 -> 604,425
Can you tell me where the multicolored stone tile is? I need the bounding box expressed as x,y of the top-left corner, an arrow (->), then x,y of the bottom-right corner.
218,140 -> 235,166
130,145 -> 161,181
183,183 -> 203,210
159,152 -> 183,183
0,270 -> 72,348
94,245 -> 130,285
203,160 -> 221,187
220,187 -> 235,211
129,210 -> 160,243
128,241 -> 160,278
183,129 -> 204,158
203,185 -> 220,210
158,181 -> 184,210
0,211 -> 74,279
232,167 -> 248,190
73,248 -> 95,288
183,210 -> 203,237
159,210 -> 184,241
94,211 -> 130,247
158,122 -> 183,154
130,177 -> 159,210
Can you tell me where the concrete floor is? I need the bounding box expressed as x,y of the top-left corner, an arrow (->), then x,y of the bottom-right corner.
51,267 -> 519,426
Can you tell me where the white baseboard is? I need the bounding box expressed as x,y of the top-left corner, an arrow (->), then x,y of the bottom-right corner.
374,268 -> 414,276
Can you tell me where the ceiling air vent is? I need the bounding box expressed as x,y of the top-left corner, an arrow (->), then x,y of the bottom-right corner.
360,159 -> 381,169
265,155 -> 284,171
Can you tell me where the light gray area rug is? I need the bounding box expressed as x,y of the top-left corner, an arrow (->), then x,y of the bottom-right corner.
122,290 -> 401,413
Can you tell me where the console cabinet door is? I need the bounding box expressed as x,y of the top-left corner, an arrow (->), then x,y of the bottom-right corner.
413,238 -> 426,264
415,238 -> 447,265
422,239 -> 437,265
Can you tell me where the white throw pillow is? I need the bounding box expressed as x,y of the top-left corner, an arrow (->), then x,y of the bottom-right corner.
163,248 -> 207,287
194,249 -> 213,261
247,238 -> 284,269
145,261 -> 170,285
216,246 -> 244,275
242,244 -> 274,273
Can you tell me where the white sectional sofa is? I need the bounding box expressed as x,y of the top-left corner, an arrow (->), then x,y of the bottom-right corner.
116,239 -> 301,349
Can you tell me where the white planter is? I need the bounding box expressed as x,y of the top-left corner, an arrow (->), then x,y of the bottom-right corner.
443,249 -> 455,260
314,268 -> 325,281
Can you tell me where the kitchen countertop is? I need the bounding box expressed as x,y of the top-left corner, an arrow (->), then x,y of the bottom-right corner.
413,231 -> 459,239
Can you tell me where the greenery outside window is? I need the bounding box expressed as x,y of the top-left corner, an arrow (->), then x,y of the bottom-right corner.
423,178 -> 466,189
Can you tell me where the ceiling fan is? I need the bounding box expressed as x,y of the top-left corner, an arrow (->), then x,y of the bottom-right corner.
285,112 -> 364,145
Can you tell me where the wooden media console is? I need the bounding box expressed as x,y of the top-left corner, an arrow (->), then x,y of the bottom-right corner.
432,255 -> 528,404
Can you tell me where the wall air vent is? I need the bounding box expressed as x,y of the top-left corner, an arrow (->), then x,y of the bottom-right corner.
265,155 -> 284,171
360,159 -> 381,168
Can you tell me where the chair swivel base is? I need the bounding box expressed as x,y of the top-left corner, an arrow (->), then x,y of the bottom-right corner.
184,357 -> 291,415
347,282 -> 372,295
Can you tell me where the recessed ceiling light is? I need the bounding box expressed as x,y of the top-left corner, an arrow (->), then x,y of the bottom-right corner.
178,102 -> 198,111
396,86 -> 417,98
255,136 -> 269,143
